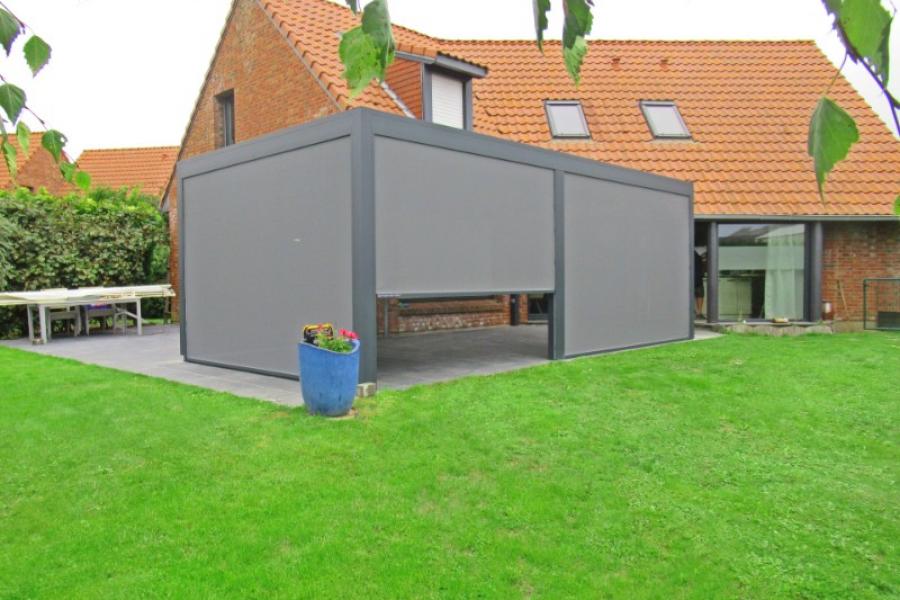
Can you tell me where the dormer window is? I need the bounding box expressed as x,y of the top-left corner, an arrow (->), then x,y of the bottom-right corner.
640,100 -> 691,139
545,101 -> 591,139
430,71 -> 466,129
391,51 -> 485,131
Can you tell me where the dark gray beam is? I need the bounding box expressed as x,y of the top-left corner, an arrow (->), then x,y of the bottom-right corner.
706,221 -> 719,323
551,169 -> 565,360
364,108 -> 692,198
351,110 -> 378,384
808,221 -> 824,322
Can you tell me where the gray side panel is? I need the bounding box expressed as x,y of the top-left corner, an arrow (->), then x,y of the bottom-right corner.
182,139 -> 353,377
563,174 -> 691,356
374,137 -> 555,295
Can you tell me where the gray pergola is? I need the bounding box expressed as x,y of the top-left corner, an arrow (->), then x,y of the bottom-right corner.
178,108 -> 694,384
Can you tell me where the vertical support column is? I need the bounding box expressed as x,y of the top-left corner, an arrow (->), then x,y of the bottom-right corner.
421,66 -> 433,123
706,221 -> 719,323
687,188 -> 695,340
178,169 -> 187,357
808,221 -> 824,322
549,170 -> 566,360
351,110 -> 378,384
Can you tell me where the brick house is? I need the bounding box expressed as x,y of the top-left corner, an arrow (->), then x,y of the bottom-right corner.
163,0 -> 899,330
76,146 -> 179,197
0,131 -> 73,196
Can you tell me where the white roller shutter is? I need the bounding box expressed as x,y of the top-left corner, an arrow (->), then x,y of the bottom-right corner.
430,72 -> 464,128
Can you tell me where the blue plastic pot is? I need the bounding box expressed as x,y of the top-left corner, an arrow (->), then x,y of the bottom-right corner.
298,339 -> 360,416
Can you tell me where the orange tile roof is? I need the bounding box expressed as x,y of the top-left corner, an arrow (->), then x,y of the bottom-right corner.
261,0 -> 900,217
0,131 -> 57,189
76,146 -> 179,197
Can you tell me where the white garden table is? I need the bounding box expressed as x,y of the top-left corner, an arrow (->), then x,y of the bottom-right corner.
0,284 -> 175,344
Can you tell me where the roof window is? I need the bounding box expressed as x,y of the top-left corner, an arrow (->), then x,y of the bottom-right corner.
640,101 -> 691,139
545,101 -> 591,139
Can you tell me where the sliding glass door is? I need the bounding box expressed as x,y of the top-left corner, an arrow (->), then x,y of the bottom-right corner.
717,223 -> 806,321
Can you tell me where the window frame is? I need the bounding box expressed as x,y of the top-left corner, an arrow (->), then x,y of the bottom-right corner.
640,100 -> 691,140
709,222 -> 811,323
216,90 -> 235,147
422,66 -> 472,130
544,100 -> 591,139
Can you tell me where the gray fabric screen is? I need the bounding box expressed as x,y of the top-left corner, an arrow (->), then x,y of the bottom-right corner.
373,137 -> 555,295
563,174 -> 691,356
182,139 -> 353,377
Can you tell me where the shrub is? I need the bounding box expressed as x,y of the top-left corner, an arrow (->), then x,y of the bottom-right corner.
0,187 -> 169,338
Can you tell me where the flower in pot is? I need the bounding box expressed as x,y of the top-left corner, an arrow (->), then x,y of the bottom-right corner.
298,324 -> 360,417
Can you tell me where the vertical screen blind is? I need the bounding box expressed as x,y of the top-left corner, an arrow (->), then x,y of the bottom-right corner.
430,72 -> 465,128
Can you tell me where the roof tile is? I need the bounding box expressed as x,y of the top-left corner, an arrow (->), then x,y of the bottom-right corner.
260,0 -> 900,217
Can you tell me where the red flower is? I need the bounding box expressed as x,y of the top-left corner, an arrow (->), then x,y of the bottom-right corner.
339,328 -> 359,340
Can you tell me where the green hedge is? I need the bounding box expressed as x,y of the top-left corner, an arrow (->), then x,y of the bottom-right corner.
0,187 -> 169,338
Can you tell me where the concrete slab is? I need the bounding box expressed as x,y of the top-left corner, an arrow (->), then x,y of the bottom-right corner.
2,323 -> 720,406
1,326 -> 304,407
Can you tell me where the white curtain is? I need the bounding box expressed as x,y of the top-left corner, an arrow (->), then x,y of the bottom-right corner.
764,225 -> 805,319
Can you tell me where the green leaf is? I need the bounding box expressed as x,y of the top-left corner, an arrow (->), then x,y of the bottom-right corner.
23,35 -> 51,76
339,0 -> 395,98
59,160 -> 75,183
0,9 -> 21,56
2,140 -> 16,180
74,169 -> 91,192
837,0 -> 892,84
42,129 -> 67,163
562,0 -> 594,84
360,0 -> 395,75
564,37 -> 588,86
808,96 -> 860,200
0,83 -> 25,123
339,28 -> 381,97
16,121 -> 29,154
822,0 -> 842,16
894,195 -> 900,216
533,0 -> 551,52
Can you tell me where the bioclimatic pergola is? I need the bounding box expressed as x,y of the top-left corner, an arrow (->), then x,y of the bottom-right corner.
178,108 -> 694,384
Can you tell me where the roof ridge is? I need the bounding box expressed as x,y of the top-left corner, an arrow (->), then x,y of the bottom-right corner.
80,145 -> 180,153
443,38 -> 817,45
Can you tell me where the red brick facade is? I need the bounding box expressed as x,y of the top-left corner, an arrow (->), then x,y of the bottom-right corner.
386,58 -> 423,118
823,221 -> 900,326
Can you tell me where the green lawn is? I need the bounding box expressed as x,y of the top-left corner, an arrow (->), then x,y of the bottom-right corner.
1,333 -> 898,598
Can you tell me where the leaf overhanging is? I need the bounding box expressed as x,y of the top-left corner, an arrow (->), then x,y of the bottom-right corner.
0,9 -> 20,56
16,121 -> 29,154
0,83 -> 26,123
808,96 -> 860,200
562,0 -> 594,85
23,35 -> 51,76
339,0 -> 395,98
533,0 -> 551,52
41,130 -> 66,163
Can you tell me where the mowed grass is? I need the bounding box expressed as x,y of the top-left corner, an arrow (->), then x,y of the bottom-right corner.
1,333 -> 898,598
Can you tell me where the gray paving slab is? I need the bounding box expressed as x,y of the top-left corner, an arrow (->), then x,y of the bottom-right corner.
2,323 -> 719,406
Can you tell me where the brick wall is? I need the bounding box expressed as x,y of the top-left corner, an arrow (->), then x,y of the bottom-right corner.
822,221 -> 900,324
386,58 -> 423,118
13,151 -> 72,196
166,0 -> 338,306
376,296 -> 528,334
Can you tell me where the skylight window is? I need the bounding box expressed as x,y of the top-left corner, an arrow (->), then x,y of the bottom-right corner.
545,101 -> 591,138
641,101 -> 691,139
